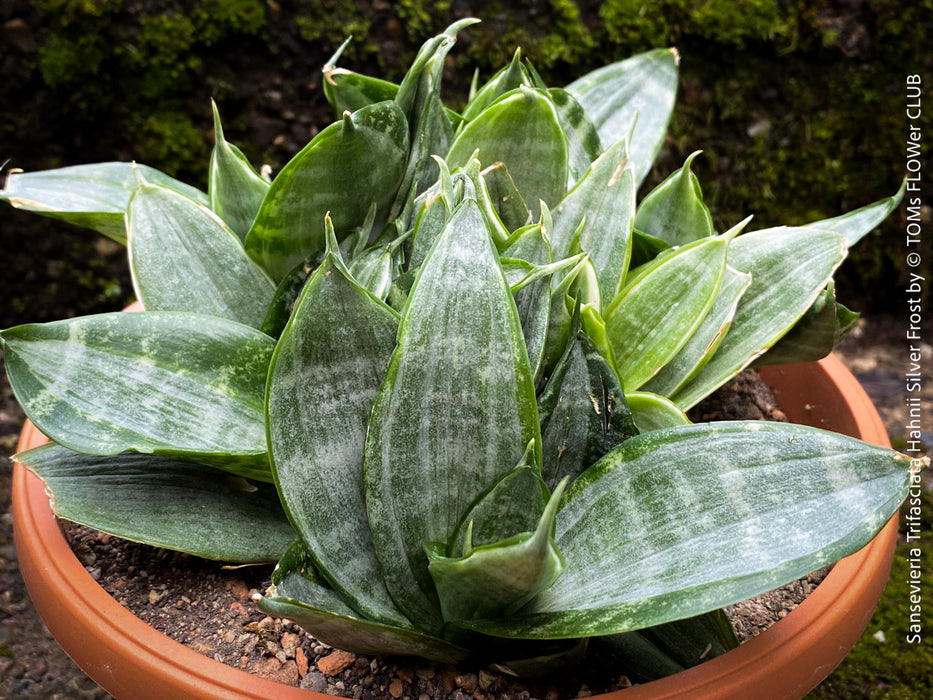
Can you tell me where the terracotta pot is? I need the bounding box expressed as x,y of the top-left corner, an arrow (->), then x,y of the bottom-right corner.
12,354 -> 897,700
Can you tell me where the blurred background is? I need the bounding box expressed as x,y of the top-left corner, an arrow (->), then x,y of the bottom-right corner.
0,1 -> 930,697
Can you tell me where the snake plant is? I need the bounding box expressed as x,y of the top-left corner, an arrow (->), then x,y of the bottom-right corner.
1,19 -> 918,680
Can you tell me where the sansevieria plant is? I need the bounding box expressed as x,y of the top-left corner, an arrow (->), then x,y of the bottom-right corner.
1,19 -> 921,681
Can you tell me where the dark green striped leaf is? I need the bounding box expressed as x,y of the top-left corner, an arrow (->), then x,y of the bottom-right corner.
538,331 -> 638,491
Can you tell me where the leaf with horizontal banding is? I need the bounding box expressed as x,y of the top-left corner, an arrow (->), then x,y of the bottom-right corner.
548,87 -> 603,187
672,227 -> 847,409
460,421 -> 911,639
127,184 -> 275,329
244,100 -> 409,281
447,87 -> 568,219
1,312 -> 273,480
266,232 -> 408,627
0,162 -> 207,243
362,198 -> 540,633
604,234 -> 730,391
566,48 -> 679,187
17,444 -> 294,562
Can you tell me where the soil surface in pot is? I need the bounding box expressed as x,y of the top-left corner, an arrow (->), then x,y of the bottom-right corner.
55,370 -> 825,700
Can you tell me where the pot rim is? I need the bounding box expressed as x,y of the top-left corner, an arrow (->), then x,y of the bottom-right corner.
11,354 -> 897,700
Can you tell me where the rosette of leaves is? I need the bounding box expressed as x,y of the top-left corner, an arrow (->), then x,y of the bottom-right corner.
0,20 -> 920,680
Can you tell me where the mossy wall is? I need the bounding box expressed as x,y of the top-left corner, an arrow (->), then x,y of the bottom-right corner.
1,0 -> 930,313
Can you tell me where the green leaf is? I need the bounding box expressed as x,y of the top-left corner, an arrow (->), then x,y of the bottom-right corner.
323,38 -> 401,116
550,136 -> 636,305
630,228 -> 672,269
363,198 -> 540,632
673,227 -> 847,409
209,100 -> 270,241
244,100 -> 409,281
548,88 -> 603,187
625,392 -> 691,433
267,237 -> 408,627
807,179 -> 907,245
461,48 -> 530,121
465,421 -> 911,639
633,150 -> 715,246
427,480 -> 566,622
538,331 -> 638,491
447,87 -> 569,219
258,543 -> 468,663
17,444 -> 294,563
348,244 -> 401,301
481,161 -> 531,232
0,162 -> 207,244
259,254 -> 322,339
127,184 -> 275,329
566,48 -> 679,187
448,455 -> 550,557
641,266 -> 752,397
591,609 -> 738,684
605,234 -> 730,391
503,224 -> 553,381
752,282 -> 855,368
1,312 -> 273,480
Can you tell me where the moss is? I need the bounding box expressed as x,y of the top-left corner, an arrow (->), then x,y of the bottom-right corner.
131,111 -> 210,185
193,0 -> 266,43
134,12 -> 200,95
295,0 -> 373,61
806,485 -> 933,699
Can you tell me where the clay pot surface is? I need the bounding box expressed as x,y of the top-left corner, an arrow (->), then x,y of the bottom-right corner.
12,354 -> 897,700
